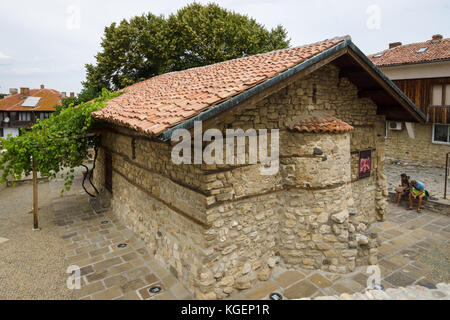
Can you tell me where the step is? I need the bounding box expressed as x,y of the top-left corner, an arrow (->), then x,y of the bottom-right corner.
388,192 -> 450,215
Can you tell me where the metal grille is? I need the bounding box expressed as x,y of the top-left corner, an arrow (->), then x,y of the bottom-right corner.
105,152 -> 112,193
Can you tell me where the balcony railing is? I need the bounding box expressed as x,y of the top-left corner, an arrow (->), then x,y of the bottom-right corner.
428,105 -> 450,124
0,120 -> 35,128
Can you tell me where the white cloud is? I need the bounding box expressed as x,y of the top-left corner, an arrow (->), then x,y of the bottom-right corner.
9,67 -> 48,75
0,51 -> 11,60
0,0 -> 449,93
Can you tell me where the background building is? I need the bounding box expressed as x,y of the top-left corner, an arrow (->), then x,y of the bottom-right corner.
369,34 -> 450,167
0,85 -> 74,138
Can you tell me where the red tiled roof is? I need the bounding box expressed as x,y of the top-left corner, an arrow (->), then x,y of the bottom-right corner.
289,113 -> 354,133
369,37 -> 450,67
93,37 -> 349,136
0,89 -> 61,112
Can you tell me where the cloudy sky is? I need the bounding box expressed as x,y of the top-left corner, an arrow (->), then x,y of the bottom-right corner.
0,0 -> 448,94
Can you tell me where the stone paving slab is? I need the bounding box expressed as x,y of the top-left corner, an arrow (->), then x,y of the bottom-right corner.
54,194 -> 194,300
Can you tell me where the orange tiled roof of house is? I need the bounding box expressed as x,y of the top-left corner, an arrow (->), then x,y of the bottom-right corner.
93,37 -> 349,136
0,88 -> 61,112
289,112 -> 354,133
369,35 -> 450,67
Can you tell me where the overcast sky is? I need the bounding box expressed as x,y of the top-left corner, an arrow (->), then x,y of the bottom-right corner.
0,0 -> 448,94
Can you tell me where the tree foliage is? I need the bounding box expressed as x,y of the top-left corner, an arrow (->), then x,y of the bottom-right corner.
0,89 -> 122,193
83,2 -> 290,91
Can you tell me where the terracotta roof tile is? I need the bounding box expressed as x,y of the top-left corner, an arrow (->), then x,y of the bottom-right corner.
93,37 -> 348,136
0,88 -> 61,112
289,112 -> 354,133
369,37 -> 450,67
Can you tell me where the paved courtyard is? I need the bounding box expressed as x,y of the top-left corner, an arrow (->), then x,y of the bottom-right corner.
232,203 -> 449,300
244,205 -> 450,299
1,174 -> 449,300
58,191 -> 450,300
55,194 -> 193,300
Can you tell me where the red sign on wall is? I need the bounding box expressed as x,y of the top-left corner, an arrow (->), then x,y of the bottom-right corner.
359,149 -> 372,179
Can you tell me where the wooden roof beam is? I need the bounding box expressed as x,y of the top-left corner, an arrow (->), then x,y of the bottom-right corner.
338,68 -> 366,79
358,88 -> 386,98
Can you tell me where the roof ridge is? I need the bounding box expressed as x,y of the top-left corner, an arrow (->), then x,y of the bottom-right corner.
369,37 -> 450,56
32,89 -> 44,97
247,35 -> 351,57
125,35 -> 350,89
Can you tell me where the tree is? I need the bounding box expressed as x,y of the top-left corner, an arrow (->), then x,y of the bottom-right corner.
83,2 -> 290,91
83,12 -> 169,91
166,3 -> 290,71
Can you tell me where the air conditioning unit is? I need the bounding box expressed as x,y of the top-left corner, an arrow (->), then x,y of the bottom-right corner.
388,122 -> 402,130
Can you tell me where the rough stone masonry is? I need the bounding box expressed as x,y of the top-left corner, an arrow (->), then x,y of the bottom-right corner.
93,64 -> 386,299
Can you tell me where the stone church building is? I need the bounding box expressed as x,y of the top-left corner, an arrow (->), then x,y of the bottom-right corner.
92,36 -> 426,299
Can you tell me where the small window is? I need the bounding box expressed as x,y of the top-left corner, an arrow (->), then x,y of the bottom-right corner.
385,121 -> 388,139
432,124 -> 450,145
312,84 -> 317,104
39,112 -> 50,120
373,53 -> 384,58
446,85 -> 450,105
18,112 -> 31,121
416,47 -> 428,53
131,138 -> 136,160
432,85 -> 443,106
432,84 -> 450,106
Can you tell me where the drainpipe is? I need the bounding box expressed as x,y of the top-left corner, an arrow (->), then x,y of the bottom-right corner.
445,152 -> 450,199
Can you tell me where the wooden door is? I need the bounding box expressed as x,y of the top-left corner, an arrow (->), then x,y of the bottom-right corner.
105,152 -> 113,193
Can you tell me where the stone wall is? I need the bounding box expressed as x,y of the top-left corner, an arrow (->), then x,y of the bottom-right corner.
386,123 -> 450,167
93,64 -> 384,299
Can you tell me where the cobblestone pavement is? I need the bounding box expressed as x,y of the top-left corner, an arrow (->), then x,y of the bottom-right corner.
233,203 -> 449,300
56,195 -> 194,300
386,160 -> 450,199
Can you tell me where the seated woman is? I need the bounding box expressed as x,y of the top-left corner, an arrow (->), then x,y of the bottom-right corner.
394,173 -> 410,205
408,180 -> 426,213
